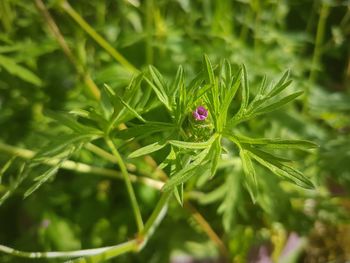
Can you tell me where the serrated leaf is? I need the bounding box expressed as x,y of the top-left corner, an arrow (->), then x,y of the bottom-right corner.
128,142 -> 167,158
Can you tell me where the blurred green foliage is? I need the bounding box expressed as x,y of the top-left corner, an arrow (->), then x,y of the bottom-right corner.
0,0 -> 349,262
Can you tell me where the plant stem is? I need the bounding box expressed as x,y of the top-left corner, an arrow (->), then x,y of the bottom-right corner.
105,138 -> 144,232
0,240 -> 137,260
145,0 -> 154,65
0,192 -> 171,261
60,0 -> 138,74
184,201 -> 229,259
70,240 -> 138,263
141,191 -> 171,239
34,0 -> 100,100
0,142 -> 164,190
306,1 -> 330,108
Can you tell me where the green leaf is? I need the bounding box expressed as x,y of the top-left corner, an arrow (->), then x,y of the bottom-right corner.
115,95 -> 146,122
0,156 -> 16,184
268,70 -> 291,97
173,184 -> 184,206
209,137 -> 222,177
163,162 -> 211,192
171,65 -> 184,99
45,110 -> 102,135
0,163 -> 28,206
162,149 -> 210,192
169,134 -> 217,149
33,133 -> 95,162
145,66 -> 171,111
0,54 -> 42,86
115,122 -> 174,139
199,184 -> 227,205
24,165 -> 61,198
240,64 -> 249,109
219,68 -> 241,126
253,91 -> 303,115
239,149 -> 257,203
100,85 -> 115,119
234,134 -> 319,150
249,151 -> 314,189
243,146 -> 291,163
218,171 -> 241,231
128,142 -> 167,158
203,54 -> 215,85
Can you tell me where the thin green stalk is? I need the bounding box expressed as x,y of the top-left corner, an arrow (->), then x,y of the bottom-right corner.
184,201 -> 229,259
34,0 -> 100,100
105,138 -> 144,232
0,192 -> 170,261
85,143 -> 118,165
0,142 -> 164,190
0,240 -> 137,260
145,0 -> 154,65
60,0 -> 138,74
69,240 -> 137,263
141,191 -> 171,237
306,1 -> 330,107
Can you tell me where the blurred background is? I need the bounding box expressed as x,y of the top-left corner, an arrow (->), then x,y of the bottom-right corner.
0,0 -> 349,262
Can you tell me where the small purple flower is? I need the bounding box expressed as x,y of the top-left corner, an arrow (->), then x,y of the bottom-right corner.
193,106 -> 208,121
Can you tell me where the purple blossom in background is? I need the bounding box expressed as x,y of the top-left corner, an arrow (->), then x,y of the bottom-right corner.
193,106 -> 208,121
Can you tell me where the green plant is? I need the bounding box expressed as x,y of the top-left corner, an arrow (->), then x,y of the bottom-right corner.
0,54 -> 318,262
0,1 -> 349,262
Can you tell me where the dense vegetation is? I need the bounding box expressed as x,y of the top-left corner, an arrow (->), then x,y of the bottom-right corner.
0,0 -> 349,262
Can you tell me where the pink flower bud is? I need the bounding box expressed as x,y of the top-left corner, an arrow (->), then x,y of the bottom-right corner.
193,106 -> 208,121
